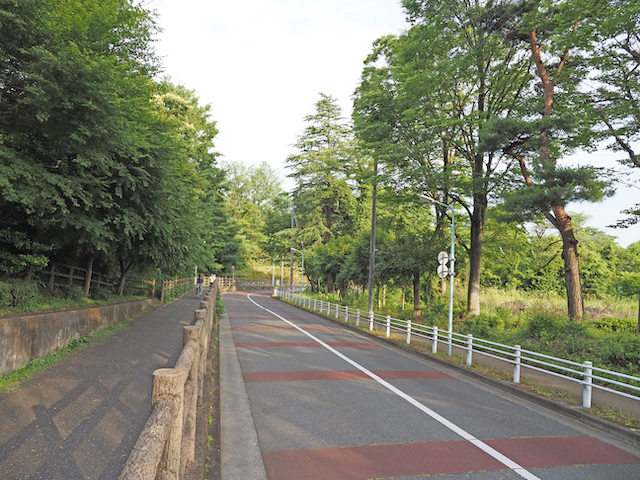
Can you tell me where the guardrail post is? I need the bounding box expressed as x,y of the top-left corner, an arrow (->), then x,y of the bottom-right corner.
432,326 -> 438,354
345,306 -> 349,322
583,361 -> 593,408
386,315 -> 391,337
514,345 -> 521,384
369,311 -> 374,331
466,334 -> 473,366
313,298 -> 317,310
336,304 -> 339,319
327,302 -> 331,316
356,309 -> 360,326
152,368 -> 187,480
194,309 -> 207,404
181,327 -> 201,469
406,319 -> 411,344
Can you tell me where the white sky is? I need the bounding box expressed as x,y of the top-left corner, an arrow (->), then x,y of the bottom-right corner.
150,0 -> 640,248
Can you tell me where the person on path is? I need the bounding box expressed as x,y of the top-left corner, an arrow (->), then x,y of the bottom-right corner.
196,274 -> 204,295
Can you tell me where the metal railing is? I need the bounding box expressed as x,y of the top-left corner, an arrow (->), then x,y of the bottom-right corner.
277,289 -> 640,409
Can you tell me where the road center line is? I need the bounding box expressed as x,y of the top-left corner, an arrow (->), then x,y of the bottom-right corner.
246,294 -> 541,480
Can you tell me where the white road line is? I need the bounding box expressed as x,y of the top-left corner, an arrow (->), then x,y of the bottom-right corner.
246,294 -> 541,480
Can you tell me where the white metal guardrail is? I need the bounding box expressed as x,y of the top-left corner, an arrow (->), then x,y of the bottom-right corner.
276,289 -> 640,409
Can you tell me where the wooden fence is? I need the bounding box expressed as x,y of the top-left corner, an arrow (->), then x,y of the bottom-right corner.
36,264 -> 155,297
218,276 -> 273,291
160,278 -> 194,303
119,279 -> 218,480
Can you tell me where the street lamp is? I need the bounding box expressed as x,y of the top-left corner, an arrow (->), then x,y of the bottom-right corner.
291,247 -> 304,294
421,196 -> 455,356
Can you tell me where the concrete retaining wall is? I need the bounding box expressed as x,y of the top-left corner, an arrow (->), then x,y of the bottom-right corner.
0,298 -> 157,375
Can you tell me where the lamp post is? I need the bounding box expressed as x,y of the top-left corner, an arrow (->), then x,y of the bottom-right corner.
421,196 -> 455,356
291,247 -> 304,294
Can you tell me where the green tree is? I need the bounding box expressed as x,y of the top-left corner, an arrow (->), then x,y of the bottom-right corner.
355,1 -> 531,316
222,160 -> 284,264
588,0 -> 640,226
0,0 -> 162,278
480,0 -> 614,319
0,0 -> 227,288
287,93 -> 362,247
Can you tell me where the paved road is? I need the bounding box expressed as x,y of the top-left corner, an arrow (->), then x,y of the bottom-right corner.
221,291 -> 640,480
0,291 -> 206,480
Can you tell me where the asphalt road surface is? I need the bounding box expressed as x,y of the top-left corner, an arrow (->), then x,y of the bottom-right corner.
221,291 -> 640,480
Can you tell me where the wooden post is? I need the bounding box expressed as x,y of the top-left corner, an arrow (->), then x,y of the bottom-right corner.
193,309 -> 207,405
160,280 -> 166,303
48,264 -> 56,293
151,278 -> 156,299
152,368 -> 187,480
83,254 -> 94,297
181,327 -> 201,469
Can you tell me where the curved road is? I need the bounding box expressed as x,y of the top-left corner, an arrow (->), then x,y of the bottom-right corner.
221,291 -> 640,480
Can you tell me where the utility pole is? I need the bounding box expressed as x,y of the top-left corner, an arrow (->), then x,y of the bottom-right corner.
290,199 -> 294,291
367,160 -> 377,315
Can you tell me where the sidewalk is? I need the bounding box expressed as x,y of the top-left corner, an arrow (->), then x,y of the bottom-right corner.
0,291 -> 206,480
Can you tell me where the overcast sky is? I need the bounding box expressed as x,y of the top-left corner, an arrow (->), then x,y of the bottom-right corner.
150,0 -> 640,248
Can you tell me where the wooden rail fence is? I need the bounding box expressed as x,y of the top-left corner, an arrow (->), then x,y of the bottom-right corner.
118,279 -> 218,480
37,264 -> 155,297
218,276 -> 273,291
160,278 -> 194,303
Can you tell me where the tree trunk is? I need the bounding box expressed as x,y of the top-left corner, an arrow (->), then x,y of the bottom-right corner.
401,286 -> 406,311
23,267 -> 34,282
636,288 -> 640,334
554,206 -> 584,319
83,253 -> 94,297
467,177 -> 487,317
118,273 -> 127,297
528,28 -> 584,320
118,257 -> 132,297
413,268 -> 421,317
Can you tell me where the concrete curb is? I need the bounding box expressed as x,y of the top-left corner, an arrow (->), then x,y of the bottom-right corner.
278,297 -> 640,447
220,311 -> 268,480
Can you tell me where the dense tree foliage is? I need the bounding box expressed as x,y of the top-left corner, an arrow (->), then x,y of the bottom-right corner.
286,94 -> 370,248
0,0 -> 237,283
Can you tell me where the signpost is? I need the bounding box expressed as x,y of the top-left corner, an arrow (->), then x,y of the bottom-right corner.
420,194 -> 456,357
437,251 -> 449,279
437,249 -> 454,355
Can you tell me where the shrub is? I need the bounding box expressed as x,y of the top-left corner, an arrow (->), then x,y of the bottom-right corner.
461,314 -> 504,339
592,316 -> 637,333
600,333 -> 640,374
0,280 -> 43,310
54,285 -> 85,301
525,312 -> 566,340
